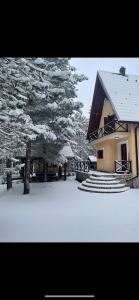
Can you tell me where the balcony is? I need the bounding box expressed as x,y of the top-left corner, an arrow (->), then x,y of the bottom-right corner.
88,120 -> 128,142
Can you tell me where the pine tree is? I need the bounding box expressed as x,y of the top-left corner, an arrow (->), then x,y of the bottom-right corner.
0,58 -> 37,190
71,111 -> 96,160
0,58 -> 88,193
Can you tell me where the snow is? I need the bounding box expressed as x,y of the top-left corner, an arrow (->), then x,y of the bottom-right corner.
82,180 -> 125,188
88,170 -> 126,176
98,70 -> 139,122
75,155 -> 82,161
0,177 -> 139,242
46,102 -> 58,110
48,88 -> 65,94
48,70 -> 70,79
79,184 -> 129,193
86,178 -> 121,184
60,144 -> 74,158
88,155 -> 97,162
34,58 -> 45,65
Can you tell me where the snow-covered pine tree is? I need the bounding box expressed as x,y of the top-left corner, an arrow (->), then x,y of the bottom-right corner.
0,58 -> 37,190
71,111 -> 96,160
21,57 -> 88,164
0,57 -> 88,193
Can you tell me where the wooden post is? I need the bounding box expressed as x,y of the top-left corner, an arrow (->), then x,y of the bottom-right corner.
64,162 -> 67,181
21,158 -> 25,182
23,141 -> 31,195
114,161 -> 116,173
44,161 -> 48,182
58,165 -> 62,179
7,159 -> 12,190
84,162 -> 86,172
130,161 -> 132,173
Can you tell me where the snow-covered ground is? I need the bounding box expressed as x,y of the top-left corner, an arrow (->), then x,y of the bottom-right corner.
0,176 -> 139,242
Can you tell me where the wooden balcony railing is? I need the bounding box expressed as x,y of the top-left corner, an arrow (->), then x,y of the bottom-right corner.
75,161 -> 90,172
88,120 -> 128,141
114,160 -> 132,173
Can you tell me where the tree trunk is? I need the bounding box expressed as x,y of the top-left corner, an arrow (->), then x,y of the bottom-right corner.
64,162 -> 67,181
23,141 -> 31,195
7,159 -> 12,190
43,161 -> 48,182
58,166 -> 62,179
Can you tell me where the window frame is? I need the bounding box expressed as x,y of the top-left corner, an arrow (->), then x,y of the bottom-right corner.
97,149 -> 104,159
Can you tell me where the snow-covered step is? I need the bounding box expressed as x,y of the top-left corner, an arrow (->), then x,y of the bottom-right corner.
89,175 -> 117,181
90,173 -> 116,178
78,185 -> 130,193
86,178 -> 121,184
82,180 -> 125,189
78,171 -> 130,193
82,181 -> 125,189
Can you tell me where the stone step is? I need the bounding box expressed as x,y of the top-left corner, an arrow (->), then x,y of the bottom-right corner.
82,181 -> 126,189
90,173 -> 116,178
86,178 -> 121,184
89,175 -> 117,181
78,185 -> 130,193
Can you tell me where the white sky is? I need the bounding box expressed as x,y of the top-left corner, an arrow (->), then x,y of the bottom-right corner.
71,58 -> 139,118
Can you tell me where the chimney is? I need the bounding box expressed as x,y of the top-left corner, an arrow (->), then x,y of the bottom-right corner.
119,66 -> 126,76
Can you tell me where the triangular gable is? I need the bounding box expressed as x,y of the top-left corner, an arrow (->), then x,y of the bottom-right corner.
87,73 -> 118,139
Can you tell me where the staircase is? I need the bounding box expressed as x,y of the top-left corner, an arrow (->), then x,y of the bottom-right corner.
78,173 -> 130,193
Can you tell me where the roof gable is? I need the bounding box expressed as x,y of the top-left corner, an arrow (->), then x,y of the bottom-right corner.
98,70 -> 139,122
87,74 -> 113,137
87,70 -> 139,137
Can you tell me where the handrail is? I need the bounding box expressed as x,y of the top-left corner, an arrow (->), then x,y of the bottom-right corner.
75,160 -> 90,172
88,120 -> 128,141
114,160 -> 132,173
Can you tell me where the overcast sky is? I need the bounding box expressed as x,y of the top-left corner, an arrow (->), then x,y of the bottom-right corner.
71,58 -> 139,118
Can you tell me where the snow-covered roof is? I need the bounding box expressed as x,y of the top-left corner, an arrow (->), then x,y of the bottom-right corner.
98,70 -> 139,122
88,155 -> 97,162
60,144 -> 74,158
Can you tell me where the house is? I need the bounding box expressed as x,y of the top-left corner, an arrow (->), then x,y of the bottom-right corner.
87,67 -> 139,179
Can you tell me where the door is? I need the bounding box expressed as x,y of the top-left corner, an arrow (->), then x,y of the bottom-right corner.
121,143 -> 127,171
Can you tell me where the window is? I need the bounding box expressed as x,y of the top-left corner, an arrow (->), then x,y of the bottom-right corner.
97,149 -> 103,159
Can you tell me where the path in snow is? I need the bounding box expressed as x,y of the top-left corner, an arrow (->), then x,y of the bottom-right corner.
0,177 -> 139,242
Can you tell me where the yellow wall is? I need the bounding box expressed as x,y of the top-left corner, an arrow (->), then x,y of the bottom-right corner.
99,98 -> 114,129
96,140 -> 117,172
96,136 -> 130,173
92,97 -> 139,175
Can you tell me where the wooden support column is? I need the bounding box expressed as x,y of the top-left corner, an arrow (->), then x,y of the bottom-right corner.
23,141 -> 31,195
84,162 -> 86,172
44,161 -> 48,182
64,162 -> 67,181
7,159 -> 12,190
58,165 -> 62,179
